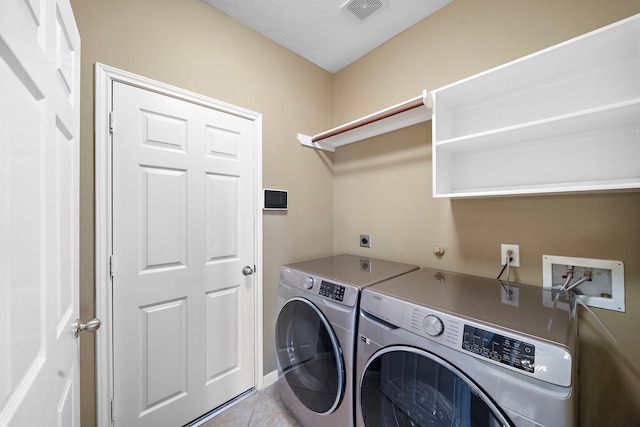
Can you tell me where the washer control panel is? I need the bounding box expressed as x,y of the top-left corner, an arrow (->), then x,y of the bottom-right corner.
462,325 -> 535,373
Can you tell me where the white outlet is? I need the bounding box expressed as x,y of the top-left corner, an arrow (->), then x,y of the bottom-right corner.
501,244 -> 520,267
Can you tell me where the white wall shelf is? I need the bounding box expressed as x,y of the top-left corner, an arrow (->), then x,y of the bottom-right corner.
298,90 -> 430,152
432,13 -> 640,198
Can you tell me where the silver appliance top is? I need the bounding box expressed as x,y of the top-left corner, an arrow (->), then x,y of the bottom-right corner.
284,254 -> 419,290
362,268 -> 577,348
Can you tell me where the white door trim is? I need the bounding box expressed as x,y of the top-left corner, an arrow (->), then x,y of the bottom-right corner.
94,63 -> 264,426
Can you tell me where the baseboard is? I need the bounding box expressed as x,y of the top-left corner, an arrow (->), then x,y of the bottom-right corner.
260,369 -> 279,389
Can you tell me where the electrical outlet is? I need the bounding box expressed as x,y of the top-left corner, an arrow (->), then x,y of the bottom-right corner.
360,234 -> 371,248
500,244 -> 520,267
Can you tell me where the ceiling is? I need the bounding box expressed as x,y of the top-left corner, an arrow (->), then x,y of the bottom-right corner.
201,0 -> 452,73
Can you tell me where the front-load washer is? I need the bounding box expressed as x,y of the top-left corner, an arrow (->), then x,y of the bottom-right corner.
356,268 -> 578,427
276,254 -> 419,427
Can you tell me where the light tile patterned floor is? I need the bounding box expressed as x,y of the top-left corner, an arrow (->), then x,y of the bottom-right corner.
200,383 -> 301,427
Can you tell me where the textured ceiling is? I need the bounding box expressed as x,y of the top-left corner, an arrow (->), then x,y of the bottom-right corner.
201,0 -> 452,73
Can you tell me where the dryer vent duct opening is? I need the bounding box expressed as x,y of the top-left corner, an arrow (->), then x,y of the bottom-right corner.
342,0 -> 385,21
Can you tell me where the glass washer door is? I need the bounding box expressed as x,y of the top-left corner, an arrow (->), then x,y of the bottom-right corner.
276,297 -> 345,415
360,346 -> 513,427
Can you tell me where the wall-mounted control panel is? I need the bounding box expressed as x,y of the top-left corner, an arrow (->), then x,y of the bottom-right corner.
263,189 -> 287,210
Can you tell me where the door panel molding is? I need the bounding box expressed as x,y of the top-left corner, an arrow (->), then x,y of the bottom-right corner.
94,63 -> 263,426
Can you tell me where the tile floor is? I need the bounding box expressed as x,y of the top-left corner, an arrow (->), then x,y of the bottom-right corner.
198,383 -> 301,427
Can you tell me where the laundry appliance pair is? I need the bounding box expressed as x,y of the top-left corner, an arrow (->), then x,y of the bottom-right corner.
276,256 -> 578,427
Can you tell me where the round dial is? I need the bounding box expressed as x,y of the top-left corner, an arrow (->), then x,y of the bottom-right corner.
303,277 -> 314,289
423,314 -> 444,337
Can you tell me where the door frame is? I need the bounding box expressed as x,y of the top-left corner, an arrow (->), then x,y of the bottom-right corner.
94,63 -> 264,426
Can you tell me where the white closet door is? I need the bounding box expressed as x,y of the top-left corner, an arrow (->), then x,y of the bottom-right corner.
111,81 -> 256,426
0,0 -> 81,425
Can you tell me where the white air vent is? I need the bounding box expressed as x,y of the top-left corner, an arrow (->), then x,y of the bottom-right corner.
342,0 -> 384,21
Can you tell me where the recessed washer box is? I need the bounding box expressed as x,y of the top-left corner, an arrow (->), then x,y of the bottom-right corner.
542,255 -> 625,312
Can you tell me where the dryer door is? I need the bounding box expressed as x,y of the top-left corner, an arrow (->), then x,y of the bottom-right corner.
359,346 -> 513,427
276,297 -> 345,415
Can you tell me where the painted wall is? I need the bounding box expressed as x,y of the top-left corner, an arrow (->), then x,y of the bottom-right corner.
332,0 -> 640,424
70,0 -> 334,425
71,0 -> 640,424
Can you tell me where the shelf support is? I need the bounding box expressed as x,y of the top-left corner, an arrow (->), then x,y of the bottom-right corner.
298,133 -> 335,152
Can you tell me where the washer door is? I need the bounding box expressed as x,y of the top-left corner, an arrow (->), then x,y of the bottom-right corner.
276,297 -> 345,415
360,346 -> 513,427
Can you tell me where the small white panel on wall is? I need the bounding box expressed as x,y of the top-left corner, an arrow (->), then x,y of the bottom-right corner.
542,255 -> 624,312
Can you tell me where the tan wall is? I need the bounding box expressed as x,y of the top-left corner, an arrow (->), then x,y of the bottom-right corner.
333,0 -> 640,424
71,0 -> 640,424
70,0 -> 334,425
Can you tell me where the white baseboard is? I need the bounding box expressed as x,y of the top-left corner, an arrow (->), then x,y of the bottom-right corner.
260,369 -> 279,389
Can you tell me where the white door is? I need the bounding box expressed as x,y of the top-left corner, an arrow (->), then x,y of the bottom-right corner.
0,0 -> 82,425
111,81 -> 256,426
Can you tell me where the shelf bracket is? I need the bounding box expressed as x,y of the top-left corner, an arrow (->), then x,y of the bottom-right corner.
297,133 -> 335,152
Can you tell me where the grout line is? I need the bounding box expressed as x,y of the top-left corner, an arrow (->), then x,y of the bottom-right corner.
247,408 -> 255,427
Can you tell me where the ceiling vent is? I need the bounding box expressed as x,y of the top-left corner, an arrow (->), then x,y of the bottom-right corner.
342,0 -> 384,21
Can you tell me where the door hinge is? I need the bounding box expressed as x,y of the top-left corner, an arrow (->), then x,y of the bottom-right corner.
110,398 -> 116,421
109,111 -> 115,134
109,255 -> 115,278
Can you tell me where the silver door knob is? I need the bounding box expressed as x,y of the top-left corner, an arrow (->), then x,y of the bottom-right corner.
73,318 -> 102,337
242,266 -> 254,276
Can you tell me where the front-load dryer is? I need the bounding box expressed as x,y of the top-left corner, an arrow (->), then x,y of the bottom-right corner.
276,254 -> 418,427
356,268 -> 578,427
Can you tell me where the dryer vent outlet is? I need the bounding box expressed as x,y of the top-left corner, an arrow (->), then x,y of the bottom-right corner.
360,234 -> 371,248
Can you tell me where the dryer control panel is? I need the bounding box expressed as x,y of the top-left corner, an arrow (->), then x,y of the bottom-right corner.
279,267 -> 359,307
462,325 -> 535,373
319,281 -> 346,302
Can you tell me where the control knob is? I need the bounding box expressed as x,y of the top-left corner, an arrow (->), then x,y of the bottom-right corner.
303,277 -> 314,289
423,314 -> 444,337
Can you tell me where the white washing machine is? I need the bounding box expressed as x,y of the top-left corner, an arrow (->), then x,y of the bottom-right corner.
356,268 -> 578,427
276,254 -> 419,427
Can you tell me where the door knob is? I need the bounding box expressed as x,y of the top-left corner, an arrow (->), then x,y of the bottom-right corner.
73,318 -> 102,337
242,266 -> 254,276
